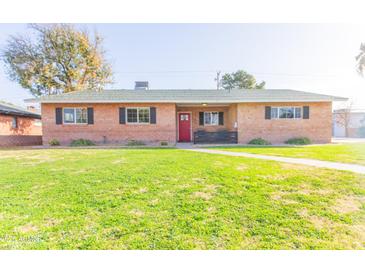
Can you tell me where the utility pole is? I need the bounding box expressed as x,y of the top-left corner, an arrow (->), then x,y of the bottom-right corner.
214,71 -> 221,90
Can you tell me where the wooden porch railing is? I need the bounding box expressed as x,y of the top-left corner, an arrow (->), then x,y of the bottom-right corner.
193,130 -> 238,144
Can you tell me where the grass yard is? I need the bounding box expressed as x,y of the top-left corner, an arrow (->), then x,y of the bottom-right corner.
0,148 -> 365,249
208,144 -> 365,166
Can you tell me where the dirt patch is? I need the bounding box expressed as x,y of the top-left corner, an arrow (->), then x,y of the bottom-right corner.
280,162 -> 315,171
350,224 -> 365,243
129,209 -> 144,217
192,178 -> 206,184
149,199 -> 159,206
332,197 -> 363,213
207,206 -> 216,212
112,159 -> 126,164
44,218 -> 60,228
271,191 -> 298,205
193,192 -> 212,200
71,169 -> 87,174
138,187 -> 148,193
16,224 -> 38,233
236,164 -> 247,171
298,209 -> 335,230
204,184 -> 218,192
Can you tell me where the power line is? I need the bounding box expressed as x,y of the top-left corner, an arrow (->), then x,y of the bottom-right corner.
113,70 -> 341,78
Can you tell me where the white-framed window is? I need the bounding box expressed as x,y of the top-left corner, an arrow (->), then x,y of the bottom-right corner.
126,107 -> 150,124
12,117 -> 18,129
271,107 -> 302,119
63,108 -> 88,124
34,120 -> 42,127
204,112 -> 219,125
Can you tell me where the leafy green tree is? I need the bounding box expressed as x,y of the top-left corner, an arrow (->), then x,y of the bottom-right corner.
356,43 -> 365,76
221,70 -> 265,90
1,24 -> 113,96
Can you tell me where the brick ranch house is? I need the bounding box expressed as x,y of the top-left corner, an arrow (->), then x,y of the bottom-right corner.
0,102 -> 42,146
30,89 -> 346,145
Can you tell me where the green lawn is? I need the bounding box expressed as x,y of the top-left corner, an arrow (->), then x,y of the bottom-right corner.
208,144 -> 365,166
0,148 -> 364,249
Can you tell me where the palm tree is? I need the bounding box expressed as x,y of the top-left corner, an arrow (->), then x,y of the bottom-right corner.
355,43 -> 365,76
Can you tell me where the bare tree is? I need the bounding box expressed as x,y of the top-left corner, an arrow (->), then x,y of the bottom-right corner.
334,101 -> 354,137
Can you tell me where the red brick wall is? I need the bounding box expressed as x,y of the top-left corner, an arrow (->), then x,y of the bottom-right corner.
0,114 -> 41,135
41,103 -> 177,145
41,102 -> 332,145
0,135 -> 42,146
176,106 -> 233,133
236,102 -> 332,144
0,114 -> 42,146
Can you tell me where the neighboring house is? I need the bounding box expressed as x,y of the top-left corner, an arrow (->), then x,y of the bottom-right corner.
30,87 -> 345,145
0,102 -> 42,146
333,109 -> 365,138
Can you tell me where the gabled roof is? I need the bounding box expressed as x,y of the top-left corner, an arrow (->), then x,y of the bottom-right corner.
28,89 -> 347,104
0,101 -> 41,119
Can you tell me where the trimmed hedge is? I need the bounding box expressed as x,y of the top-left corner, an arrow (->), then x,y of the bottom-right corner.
70,139 -> 95,147
285,137 -> 311,145
49,139 -> 60,146
127,140 -> 146,146
248,138 -> 271,145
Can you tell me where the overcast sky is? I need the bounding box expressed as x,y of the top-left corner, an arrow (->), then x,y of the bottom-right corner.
1,23 -> 365,109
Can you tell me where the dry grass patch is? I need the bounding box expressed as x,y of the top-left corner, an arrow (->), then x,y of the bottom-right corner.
193,192 -> 212,200
129,209 -> 144,217
332,196 -> 364,213
236,164 -> 248,171
16,224 -> 38,233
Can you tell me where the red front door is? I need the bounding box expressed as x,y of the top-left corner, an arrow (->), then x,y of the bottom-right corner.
178,113 -> 191,142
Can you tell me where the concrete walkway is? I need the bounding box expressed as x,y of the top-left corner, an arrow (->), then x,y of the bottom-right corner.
182,147 -> 365,175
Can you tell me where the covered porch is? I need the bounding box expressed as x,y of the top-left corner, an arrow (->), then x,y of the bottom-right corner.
176,103 -> 238,144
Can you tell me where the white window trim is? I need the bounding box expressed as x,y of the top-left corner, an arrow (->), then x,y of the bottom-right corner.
204,111 -> 219,126
126,107 -> 151,124
63,107 -> 88,124
12,117 -> 18,129
271,107 -> 302,120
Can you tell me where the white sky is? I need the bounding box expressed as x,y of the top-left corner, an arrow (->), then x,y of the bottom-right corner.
0,24 -> 365,110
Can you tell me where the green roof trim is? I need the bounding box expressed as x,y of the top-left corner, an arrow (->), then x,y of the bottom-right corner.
28,89 -> 347,104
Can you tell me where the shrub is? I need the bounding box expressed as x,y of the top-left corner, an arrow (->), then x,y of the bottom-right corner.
70,139 -> 95,147
160,141 -> 169,146
248,138 -> 271,145
49,139 -> 60,146
285,137 -> 311,145
127,140 -> 145,146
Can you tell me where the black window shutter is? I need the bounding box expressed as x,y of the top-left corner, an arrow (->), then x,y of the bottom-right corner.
303,106 -> 310,119
55,108 -> 62,124
119,107 -> 126,124
87,108 -> 94,124
219,112 -> 224,125
199,112 -> 204,126
150,107 -> 156,124
265,106 -> 271,120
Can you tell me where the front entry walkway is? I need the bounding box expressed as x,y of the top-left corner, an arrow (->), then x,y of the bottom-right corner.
181,147 -> 365,175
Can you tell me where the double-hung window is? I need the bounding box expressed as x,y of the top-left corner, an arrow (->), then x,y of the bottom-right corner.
204,112 -> 219,125
63,108 -> 88,124
126,107 -> 150,124
12,117 -> 18,129
271,107 -> 302,119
